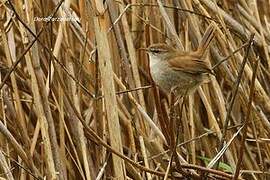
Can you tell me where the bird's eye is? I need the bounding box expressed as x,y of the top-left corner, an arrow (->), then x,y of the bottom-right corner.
151,49 -> 161,53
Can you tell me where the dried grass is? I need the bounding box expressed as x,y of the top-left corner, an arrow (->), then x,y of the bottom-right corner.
0,0 -> 270,179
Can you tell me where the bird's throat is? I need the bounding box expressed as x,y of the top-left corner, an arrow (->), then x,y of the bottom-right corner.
149,54 -> 163,68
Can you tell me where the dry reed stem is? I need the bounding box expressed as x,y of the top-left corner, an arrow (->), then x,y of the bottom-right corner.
93,0 -> 126,179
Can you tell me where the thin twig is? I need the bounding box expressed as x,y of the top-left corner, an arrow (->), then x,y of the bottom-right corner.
233,57 -> 260,179
214,33 -> 255,169
4,0 -> 95,99
0,0 -> 63,90
212,42 -> 249,70
2,151 -> 41,180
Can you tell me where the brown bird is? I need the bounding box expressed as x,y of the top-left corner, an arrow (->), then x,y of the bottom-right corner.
145,23 -> 216,99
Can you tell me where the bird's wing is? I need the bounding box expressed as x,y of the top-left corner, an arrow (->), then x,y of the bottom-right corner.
167,52 -> 213,74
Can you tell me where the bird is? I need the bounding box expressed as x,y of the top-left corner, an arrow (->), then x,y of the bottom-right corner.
145,23 -> 216,99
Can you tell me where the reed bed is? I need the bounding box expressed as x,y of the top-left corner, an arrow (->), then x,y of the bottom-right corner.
0,0 -> 270,179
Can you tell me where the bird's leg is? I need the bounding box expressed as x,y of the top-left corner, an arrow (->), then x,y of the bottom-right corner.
169,89 -> 190,176
168,90 -> 176,147
174,95 -> 183,106
173,88 -> 185,106
169,87 -> 179,106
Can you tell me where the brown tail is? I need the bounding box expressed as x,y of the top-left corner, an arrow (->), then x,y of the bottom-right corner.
196,23 -> 216,56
